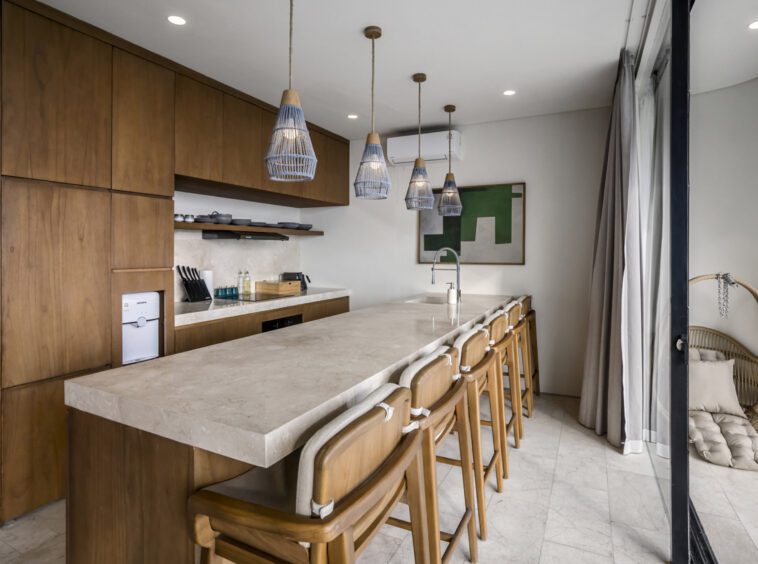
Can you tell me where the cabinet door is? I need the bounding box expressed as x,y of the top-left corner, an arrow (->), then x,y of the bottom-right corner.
175,75 -> 223,181
2,2 -> 112,188
326,136 -> 350,205
113,50 -> 175,196
175,313 -> 261,353
302,298 -> 350,322
1,379 -> 67,522
2,179 -> 111,388
112,193 -> 173,269
257,109 -> 303,198
222,94 -> 262,188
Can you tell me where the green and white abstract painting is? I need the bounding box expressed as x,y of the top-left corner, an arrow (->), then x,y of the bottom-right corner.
418,183 -> 525,264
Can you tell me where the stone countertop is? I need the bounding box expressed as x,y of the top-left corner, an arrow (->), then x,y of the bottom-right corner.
65,293 -> 511,467
174,287 -> 351,326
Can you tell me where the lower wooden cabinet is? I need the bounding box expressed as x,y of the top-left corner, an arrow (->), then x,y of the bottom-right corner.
175,297 -> 349,353
1,378 -> 67,523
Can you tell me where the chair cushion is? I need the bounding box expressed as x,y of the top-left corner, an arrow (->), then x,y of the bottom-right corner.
689,359 -> 742,417
295,383 -> 399,517
689,410 -> 758,470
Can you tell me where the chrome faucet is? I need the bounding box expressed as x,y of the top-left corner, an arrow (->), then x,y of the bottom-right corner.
431,247 -> 461,301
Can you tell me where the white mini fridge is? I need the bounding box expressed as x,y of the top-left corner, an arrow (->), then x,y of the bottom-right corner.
122,292 -> 161,365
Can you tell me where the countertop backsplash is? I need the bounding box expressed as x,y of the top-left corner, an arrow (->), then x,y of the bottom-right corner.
173,191 -> 302,302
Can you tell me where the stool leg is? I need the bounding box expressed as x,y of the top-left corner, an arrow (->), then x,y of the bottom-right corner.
421,429 -> 442,564
406,451 -> 431,564
487,359 -> 506,490
456,398 -> 478,563
494,350 -> 510,476
520,329 -> 534,418
327,530 -> 356,562
467,380 -> 488,540
529,313 -> 541,396
509,339 -> 524,441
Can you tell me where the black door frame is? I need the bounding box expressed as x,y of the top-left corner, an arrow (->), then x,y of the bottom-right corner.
670,0 -> 690,561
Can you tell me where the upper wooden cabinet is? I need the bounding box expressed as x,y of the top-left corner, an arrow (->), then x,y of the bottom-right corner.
113,50 -> 175,196
175,75 -> 223,181
2,2 -> 112,188
1,179 -> 111,388
112,193 -> 174,270
222,93 -> 263,189
299,131 -> 350,206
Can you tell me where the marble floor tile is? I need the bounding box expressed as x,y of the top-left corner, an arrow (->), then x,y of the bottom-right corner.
611,522 -> 670,563
544,480 -> 612,556
698,512 -> 758,563
689,475 -> 737,520
606,448 -> 655,477
0,518 -> 58,556
539,540 -> 614,563
607,469 -> 668,533
554,449 -> 609,491
357,531 -> 402,563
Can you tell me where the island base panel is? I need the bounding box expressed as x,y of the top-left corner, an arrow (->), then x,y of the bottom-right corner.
67,409 -> 251,563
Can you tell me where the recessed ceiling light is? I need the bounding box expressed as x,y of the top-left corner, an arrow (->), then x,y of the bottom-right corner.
347,114 -> 359,119
749,20 -> 758,30
168,15 -> 186,26
503,90 -> 516,96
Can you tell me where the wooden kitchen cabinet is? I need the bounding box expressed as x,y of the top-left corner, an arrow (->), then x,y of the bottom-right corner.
111,193 -> 174,269
1,179 -> 111,388
1,378 -> 67,523
112,49 -> 175,196
223,93 -> 263,188
299,131 -> 350,206
175,75 -> 223,181
174,298 -> 350,353
2,2 -> 112,188
302,297 -> 350,322
175,313 -> 262,353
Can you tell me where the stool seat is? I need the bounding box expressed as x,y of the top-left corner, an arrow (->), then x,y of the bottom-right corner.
204,450 -> 300,512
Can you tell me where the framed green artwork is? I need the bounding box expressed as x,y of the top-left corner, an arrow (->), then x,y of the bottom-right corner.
418,182 -> 525,265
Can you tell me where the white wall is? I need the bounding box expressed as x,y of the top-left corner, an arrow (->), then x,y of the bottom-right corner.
301,108 -> 610,396
173,192 -> 302,300
689,78 -> 758,352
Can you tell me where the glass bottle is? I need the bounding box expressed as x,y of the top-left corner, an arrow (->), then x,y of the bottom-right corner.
237,271 -> 244,298
243,270 -> 252,297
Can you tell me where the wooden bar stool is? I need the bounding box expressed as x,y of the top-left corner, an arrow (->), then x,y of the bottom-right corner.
519,295 -> 541,398
188,384 -> 430,564
514,295 -> 538,420
393,347 -> 478,563
482,306 -> 522,460
451,326 -> 505,541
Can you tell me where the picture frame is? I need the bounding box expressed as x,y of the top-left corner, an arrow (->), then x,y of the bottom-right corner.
417,182 -> 526,265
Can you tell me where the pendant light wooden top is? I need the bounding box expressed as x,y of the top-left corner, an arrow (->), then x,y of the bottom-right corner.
413,73 -> 427,83
364,26 -> 382,39
445,104 -> 456,113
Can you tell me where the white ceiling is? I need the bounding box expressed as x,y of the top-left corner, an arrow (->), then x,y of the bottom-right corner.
690,0 -> 758,94
41,0 -> 633,139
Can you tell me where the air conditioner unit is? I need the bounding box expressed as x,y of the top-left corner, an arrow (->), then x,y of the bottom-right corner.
386,130 -> 462,166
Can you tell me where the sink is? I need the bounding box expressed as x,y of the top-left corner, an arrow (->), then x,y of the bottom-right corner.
405,295 -> 449,305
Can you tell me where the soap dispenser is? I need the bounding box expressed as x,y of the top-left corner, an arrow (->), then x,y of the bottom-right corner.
243,271 -> 252,297
447,282 -> 458,304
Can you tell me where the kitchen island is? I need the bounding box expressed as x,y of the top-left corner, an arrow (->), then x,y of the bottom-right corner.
65,293 -> 511,562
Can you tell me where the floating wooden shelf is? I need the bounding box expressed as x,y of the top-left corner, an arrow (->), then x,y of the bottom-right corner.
174,222 -> 324,237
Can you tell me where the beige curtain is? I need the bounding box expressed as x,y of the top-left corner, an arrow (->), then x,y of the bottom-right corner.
579,52 -> 636,447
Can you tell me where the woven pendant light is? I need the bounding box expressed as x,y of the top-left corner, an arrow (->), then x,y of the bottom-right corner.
354,26 -> 391,199
404,73 -> 434,210
265,0 -> 317,182
438,105 -> 463,216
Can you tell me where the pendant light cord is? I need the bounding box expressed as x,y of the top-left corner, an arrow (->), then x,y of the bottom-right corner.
371,38 -> 375,133
417,81 -> 422,157
448,112 -> 452,174
288,0 -> 293,90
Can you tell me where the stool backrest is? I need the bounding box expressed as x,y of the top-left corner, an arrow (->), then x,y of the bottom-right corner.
400,347 -> 459,412
482,310 -> 508,344
502,301 -> 520,332
517,295 -> 532,319
296,384 -> 411,519
453,327 -> 490,369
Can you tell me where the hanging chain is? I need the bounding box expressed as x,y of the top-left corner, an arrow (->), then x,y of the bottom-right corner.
417,81 -> 422,157
371,37 -> 375,133
717,272 -> 736,318
288,0 -> 293,90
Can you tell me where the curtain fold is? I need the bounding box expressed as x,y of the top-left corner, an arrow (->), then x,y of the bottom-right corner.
579,51 -> 636,447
